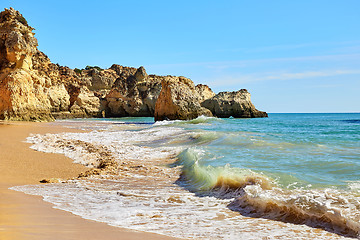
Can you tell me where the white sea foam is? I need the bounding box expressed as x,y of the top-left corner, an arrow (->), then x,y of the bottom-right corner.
26,126 -> 187,167
12,179 -> 354,240
348,181 -> 360,193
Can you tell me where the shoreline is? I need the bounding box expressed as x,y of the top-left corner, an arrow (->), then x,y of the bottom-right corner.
0,121 -> 180,240
1,117 -> 357,239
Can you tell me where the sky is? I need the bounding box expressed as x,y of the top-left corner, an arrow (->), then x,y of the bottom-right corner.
2,0 -> 360,113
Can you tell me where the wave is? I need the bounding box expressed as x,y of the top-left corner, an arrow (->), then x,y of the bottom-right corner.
184,116 -> 224,124
175,148 -> 360,238
154,115 -> 223,126
340,119 -> 360,124
175,148 -> 273,194
233,186 -> 360,238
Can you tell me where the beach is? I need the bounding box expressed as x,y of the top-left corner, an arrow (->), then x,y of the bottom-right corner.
1,115 -> 359,239
0,121 -> 178,240
0,3 -> 359,239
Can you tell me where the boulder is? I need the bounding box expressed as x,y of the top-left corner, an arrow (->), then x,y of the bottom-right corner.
154,76 -> 212,121
201,89 -> 268,118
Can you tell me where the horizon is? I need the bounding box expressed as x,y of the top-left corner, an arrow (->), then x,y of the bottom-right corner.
1,1 -> 359,113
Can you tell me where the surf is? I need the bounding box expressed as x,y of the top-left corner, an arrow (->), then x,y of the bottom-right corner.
175,147 -> 360,238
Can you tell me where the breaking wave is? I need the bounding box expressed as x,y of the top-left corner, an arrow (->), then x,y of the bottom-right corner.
176,147 -> 360,238
154,115 -> 224,126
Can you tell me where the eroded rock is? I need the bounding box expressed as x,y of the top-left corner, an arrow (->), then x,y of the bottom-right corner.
105,66 -> 162,117
0,8 -> 104,120
0,8 -> 267,121
69,86 -> 101,117
47,84 -> 70,112
0,8 -> 53,120
0,7 -> 37,71
195,84 -> 216,103
201,89 -> 268,118
154,76 -> 212,121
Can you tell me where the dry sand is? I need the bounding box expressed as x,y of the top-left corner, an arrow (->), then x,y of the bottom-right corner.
0,121 -> 179,240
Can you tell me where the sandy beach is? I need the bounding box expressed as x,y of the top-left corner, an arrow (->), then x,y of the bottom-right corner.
0,121 -> 179,240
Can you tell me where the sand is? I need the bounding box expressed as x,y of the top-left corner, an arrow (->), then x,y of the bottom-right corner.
0,121 -> 179,240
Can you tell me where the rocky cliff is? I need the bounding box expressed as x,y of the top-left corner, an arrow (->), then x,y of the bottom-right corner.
105,66 -> 162,117
154,76 -> 213,121
0,8 -> 53,121
0,8 -> 267,121
201,89 -> 268,118
0,8 -> 102,120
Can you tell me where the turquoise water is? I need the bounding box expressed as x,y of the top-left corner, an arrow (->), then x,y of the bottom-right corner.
98,113 -> 360,190
171,113 -> 360,189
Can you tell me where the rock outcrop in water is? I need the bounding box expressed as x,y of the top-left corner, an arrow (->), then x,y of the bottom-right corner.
201,89 -> 268,118
154,76 -> 213,121
0,8 -> 267,121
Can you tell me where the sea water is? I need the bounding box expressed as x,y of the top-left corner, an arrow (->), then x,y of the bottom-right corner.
12,113 -> 360,239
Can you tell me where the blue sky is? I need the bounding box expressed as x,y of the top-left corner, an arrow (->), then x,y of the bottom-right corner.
2,0 -> 360,112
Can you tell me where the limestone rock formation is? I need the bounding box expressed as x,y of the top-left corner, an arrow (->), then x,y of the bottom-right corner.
0,8 -> 37,71
154,76 -> 212,121
31,51 -> 103,118
0,8 -> 102,120
201,89 -> 268,118
195,84 -> 216,103
69,87 -> 101,118
46,84 -> 70,112
0,8 -> 53,121
105,66 -> 162,117
0,8 -> 267,121
0,69 -> 53,121
79,66 -> 117,91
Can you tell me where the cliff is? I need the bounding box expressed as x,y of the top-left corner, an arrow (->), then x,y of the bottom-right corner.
0,8 -> 53,121
0,8 -> 267,121
0,8 -> 101,120
154,76 -> 213,121
201,89 -> 268,118
105,66 -> 162,117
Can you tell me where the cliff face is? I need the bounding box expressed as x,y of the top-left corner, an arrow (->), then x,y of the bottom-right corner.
195,84 -> 216,103
0,8 -> 36,71
32,49 -> 103,118
0,8 -> 101,120
0,8 -> 267,121
0,8 -> 53,121
154,76 -> 213,121
104,66 -> 162,117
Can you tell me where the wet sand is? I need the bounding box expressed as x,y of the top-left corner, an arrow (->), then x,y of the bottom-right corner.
0,121 -> 179,240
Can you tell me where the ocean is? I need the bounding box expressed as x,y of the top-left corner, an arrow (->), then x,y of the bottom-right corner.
12,113 -> 360,239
